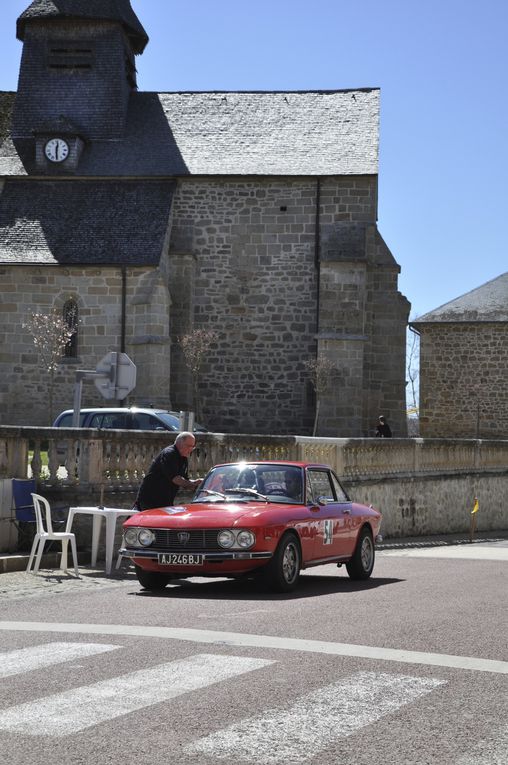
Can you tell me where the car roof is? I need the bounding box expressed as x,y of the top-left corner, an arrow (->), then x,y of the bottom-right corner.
57,408 -> 178,415
211,461 -> 332,470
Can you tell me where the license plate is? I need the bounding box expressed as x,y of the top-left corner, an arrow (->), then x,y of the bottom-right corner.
158,553 -> 204,565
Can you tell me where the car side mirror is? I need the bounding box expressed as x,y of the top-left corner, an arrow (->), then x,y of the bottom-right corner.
317,495 -> 332,506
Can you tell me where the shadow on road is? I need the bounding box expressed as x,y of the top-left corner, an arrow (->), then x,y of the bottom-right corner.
131,573 -> 404,602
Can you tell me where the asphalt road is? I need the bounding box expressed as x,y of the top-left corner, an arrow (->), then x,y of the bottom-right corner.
0,540 -> 507,765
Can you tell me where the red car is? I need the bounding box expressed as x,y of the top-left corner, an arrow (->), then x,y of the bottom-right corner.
121,461 -> 382,592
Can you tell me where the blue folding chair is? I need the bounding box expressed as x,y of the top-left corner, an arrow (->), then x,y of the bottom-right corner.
11,479 -> 37,551
12,479 -> 37,522
11,479 -> 65,551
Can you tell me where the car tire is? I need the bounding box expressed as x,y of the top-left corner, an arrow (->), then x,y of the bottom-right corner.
134,565 -> 170,591
346,526 -> 375,580
262,532 -> 301,592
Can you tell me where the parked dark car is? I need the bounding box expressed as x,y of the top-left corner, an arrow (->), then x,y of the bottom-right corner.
52,407 -> 208,433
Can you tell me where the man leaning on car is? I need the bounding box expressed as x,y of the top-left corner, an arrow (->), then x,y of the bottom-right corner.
134,432 -> 203,510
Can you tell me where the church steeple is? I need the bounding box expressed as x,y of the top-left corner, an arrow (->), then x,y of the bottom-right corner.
12,0 -> 149,169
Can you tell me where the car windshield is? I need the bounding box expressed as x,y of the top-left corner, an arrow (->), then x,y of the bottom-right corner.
193,464 -> 304,504
152,412 -> 180,430
155,412 -> 207,432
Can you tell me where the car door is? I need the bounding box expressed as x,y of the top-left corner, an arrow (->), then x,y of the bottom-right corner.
306,468 -> 355,560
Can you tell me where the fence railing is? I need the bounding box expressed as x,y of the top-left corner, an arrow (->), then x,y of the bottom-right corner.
1,427 -> 507,488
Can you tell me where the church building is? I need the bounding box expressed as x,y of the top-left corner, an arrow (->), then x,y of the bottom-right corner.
0,0 -> 410,436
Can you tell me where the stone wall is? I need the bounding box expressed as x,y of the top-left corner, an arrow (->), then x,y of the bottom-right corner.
168,176 -> 408,436
419,323 -> 508,439
169,177 -> 320,434
0,175 -> 408,436
0,265 -> 171,425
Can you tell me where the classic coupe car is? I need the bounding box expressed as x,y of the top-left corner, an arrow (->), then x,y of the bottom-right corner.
121,461 -> 382,592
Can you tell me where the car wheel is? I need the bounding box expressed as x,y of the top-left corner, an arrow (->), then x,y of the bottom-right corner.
134,565 -> 170,591
346,527 -> 375,580
263,533 -> 301,592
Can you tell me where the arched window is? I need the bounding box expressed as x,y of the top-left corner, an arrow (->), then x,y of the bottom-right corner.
63,299 -> 78,358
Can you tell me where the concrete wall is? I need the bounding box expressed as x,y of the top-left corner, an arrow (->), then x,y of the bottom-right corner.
347,473 -> 506,538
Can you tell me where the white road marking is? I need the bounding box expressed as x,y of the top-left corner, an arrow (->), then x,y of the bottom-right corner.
0,642 -> 119,678
1,621 -> 506,674
186,671 -> 446,764
379,545 -> 508,561
0,653 -> 273,737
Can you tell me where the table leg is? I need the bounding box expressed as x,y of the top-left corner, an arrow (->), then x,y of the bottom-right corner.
65,510 -> 75,534
91,514 -> 103,567
60,538 -> 68,570
105,514 -> 116,575
62,510 -> 74,570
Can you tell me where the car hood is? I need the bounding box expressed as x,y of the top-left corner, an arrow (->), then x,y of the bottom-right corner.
124,501 -> 302,529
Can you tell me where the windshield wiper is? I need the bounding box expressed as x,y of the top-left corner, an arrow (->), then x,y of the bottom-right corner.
197,489 -> 227,500
225,488 -> 271,503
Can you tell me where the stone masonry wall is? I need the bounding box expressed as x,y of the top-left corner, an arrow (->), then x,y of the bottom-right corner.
419,323 -> 508,438
168,176 -> 407,436
0,265 -> 171,425
169,177 -> 321,434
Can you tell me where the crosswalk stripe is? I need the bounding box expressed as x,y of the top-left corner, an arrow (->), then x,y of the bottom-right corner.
186,671 -> 446,764
0,652 -> 273,737
0,642 -> 120,678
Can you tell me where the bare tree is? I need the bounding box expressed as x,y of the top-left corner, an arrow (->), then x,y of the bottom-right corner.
23,308 -> 77,424
304,356 -> 335,436
407,322 -> 420,436
407,327 -> 419,411
179,328 -> 219,420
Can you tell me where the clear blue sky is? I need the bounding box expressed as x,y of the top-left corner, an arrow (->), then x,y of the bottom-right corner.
1,0 -> 507,318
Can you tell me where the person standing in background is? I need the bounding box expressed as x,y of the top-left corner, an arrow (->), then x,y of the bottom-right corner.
375,415 -> 392,438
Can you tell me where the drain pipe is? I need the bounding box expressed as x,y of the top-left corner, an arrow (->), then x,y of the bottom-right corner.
120,265 -> 127,354
314,177 -> 321,338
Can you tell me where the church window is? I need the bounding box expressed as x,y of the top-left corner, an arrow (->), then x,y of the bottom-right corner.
47,42 -> 94,71
63,299 -> 79,358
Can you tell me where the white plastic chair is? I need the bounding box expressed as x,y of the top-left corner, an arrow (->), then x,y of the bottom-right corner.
27,493 -> 79,576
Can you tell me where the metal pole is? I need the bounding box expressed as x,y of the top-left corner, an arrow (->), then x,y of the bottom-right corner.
72,377 -> 84,427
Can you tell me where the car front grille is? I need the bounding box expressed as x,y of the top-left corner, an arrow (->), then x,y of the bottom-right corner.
150,528 -> 222,551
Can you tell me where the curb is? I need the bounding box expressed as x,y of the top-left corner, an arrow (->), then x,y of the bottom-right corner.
0,553 -> 61,574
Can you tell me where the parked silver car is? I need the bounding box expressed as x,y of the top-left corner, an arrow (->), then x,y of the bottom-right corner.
52,407 -> 208,432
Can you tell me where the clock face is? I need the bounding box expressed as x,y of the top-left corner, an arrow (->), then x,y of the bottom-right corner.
44,138 -> 70,163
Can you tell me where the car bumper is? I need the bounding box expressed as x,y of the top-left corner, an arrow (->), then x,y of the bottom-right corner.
119,548 -> 273,562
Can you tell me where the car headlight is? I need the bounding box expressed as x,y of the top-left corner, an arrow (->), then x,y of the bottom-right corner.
237,530 -> 255,548
138,529 -> 155,547
218,530 -> 235,548
217,529 -> 255,549
124,528 -> 155,547
124,528 -> 140,546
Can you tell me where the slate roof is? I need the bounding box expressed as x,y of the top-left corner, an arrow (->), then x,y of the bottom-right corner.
0,89 -> 380,177
0,180 -> 174,265
412,272 -> 508,324
16,0 -> 148,54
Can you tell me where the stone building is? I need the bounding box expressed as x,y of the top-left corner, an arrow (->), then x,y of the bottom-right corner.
0,0 -> 409,436
412,272 -> 508,439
